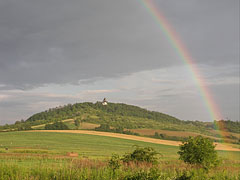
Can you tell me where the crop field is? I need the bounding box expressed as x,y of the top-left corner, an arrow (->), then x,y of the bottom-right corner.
0,131 -> 239,179
0,131 -> 180,158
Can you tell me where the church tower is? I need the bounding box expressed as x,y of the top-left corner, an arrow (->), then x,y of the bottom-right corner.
102,98 -> 108,105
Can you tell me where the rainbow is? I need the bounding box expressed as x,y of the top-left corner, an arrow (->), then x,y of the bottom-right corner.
140,0 -> 223,122
140,0 -> 230,142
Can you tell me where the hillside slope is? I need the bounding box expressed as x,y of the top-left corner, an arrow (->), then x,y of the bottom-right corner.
25,102 -> 211,132
0,102 -> 239,144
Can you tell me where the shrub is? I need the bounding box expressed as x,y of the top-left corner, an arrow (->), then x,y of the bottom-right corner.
108,154 -> 121,171
122,146 -> 160,164
178,136 -> 219,170
124,168 -> 161,180
95,124 -> 111,132
176,169 -> 208,180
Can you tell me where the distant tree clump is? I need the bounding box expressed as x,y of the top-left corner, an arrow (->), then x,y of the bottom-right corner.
153,132 -> 187,142
45,121 -> 69,130
95,124 -> 111,132
178,136 -> 219,170
17,124 -> 32,131
214,120 -> 240,134
74,118 -> 81,129
95,124 -> 140,136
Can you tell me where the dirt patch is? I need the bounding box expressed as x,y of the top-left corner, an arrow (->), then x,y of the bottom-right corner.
31,130 -> 240,152
80,122 -> 99,129
66,152 -> 78,157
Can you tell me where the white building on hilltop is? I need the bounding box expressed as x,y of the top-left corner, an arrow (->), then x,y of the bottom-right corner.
102,98 -> 108,105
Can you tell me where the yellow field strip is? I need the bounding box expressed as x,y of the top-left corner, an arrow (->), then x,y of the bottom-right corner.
31,130 -> 240,152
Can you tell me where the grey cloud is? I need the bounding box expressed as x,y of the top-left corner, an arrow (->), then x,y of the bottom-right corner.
0,91 -> 76,124
1,0 -> 238,89
0,0 -> 178,89
210,83 -> 239,121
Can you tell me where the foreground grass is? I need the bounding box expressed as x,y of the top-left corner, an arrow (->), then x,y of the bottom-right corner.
0,157 -> 239,180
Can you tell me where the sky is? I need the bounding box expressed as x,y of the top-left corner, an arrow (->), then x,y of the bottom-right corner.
0,0 -> 239,124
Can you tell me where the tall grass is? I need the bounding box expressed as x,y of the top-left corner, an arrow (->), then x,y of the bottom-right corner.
0,156 -> 239,180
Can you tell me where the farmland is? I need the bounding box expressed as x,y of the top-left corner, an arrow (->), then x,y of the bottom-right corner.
0,131 -> 180,158
0,131 -> 239,179
0,102 -> 239,179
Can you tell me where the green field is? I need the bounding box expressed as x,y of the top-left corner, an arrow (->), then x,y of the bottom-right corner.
0,131 -> 239,179
0,131 -> 239,159
0,131 -> 179,158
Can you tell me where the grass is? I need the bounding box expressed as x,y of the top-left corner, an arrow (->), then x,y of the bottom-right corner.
0,131 -> 179,158
0,131 -> 239,179
0,131 -> 239,159
0,157 -> 239,179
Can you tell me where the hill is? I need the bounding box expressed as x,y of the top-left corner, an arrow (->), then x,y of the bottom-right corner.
0,102 -> 239,144
26,102 -> 186,130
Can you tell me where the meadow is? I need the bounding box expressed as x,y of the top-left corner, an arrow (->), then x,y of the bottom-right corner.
0,131 -> 179,159
0,131 -> 239,179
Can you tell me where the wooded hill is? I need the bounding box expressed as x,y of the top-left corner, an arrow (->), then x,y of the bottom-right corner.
1,102 -> 239,137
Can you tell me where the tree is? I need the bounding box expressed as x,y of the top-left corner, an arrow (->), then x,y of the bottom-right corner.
178,136 -> 219,170
74,118 -> 81,129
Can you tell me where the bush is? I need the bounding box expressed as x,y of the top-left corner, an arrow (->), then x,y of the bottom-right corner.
124,168 -> 161,180
108,154 -> 121,171
176,169 -> 208,180
178,136 -> 219,170
122,146 -> 160,164
95,124 -> 111,132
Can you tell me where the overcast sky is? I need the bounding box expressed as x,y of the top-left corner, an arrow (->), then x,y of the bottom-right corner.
0,0 -> 239,124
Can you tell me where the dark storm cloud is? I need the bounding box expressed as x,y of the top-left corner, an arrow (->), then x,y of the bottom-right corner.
0,0 -> 178,89
0,0 -> 239,89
